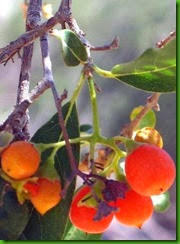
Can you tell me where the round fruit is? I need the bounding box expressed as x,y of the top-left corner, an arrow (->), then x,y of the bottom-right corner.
69,186 -> 113,234
125,144 -> 176,196
114,189 -> 153,228
134,127 -> 163,148
1,141 -> 41,180
24,178 -> 61,215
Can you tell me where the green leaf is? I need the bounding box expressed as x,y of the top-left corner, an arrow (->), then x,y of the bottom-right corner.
36,160 -> 60,181
111,39 -> 176,92
130,105 -> 156,130
0,132 -> 13,147
0,178 -> 30,240
64,221 -> 102,240
22,103 -> 80,240
80,124 -> 93,134
53,29 -> 88,66
151,192 -> 170,213
0,132 -> 14,154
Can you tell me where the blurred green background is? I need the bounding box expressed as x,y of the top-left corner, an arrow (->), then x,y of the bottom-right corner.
0,0 -> 176,240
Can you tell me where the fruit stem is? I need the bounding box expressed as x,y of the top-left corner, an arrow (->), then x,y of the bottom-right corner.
89,141 -> 96,173
99,153 -> 125,181
98,136 -> 126,157
88,77 -> 101,137
39,135 -> 127,158
64,71 -> 86,125
0,169 -> 14,184
41,136 -> 91,150
44,71 -> 86,161
99,152 -> 117,177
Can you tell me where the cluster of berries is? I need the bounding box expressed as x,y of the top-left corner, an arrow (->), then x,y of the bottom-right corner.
0,141 -> 61,215
69,127 -> 176,234
0,126 -> 176,234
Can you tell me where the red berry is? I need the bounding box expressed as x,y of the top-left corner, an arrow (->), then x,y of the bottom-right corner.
125,144 -> 176,196
69,186 -> 113,234
114,189 -> 153,228
24,178 -> 61,215
24,182 -> 40,197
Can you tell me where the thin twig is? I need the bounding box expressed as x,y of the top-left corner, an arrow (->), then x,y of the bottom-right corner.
0,0 -> 119,137
156,30 -> 176,48
90,36 -> 119,51
0,100 -> 31,138
121,93 -> 161,138
15,0 -> 42,141
29,79 -> 51,101
0,7 -> 64,64
0,81 -> 51,135
39,32 -> 98,197
39,33 -> 78,177
0,0 -> 119,65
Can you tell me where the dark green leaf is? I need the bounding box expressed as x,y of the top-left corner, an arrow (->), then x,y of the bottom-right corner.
64,222 -> 102,240
17,233 -> 27,240
80,124 -> 93,134
22,103 -> 80,240
111,39 -> 176,92
130,105 -> 156,129
151,192 -> 170,213
54,29 -> 88,66
0,178 -> 30,240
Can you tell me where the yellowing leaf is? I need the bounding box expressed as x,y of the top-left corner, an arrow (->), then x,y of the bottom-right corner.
130,105 -> 156,130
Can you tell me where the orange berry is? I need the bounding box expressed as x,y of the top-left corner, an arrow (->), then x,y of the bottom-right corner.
24,178 -> 61,215
114,189 -> 153,228
125,144 -> 176,196
134,127 -> 163,148
1,141 -> 41,180
69,186 -> 113,234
